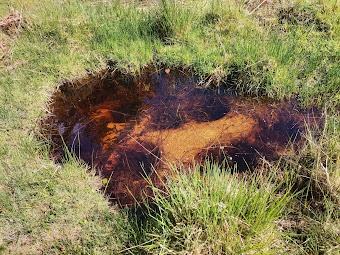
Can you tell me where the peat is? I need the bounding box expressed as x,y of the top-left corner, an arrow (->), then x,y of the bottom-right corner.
44,66 -> 320,206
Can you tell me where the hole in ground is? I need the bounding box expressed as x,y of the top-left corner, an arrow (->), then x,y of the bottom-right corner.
43,65 -> 321,206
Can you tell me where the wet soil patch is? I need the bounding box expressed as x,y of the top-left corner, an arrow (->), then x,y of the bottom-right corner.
44,66 -> 320,206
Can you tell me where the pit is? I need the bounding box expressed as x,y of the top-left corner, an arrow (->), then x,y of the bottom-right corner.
44,65 -> 320,206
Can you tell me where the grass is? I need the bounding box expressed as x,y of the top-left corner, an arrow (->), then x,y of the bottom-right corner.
278,112 -> 340,254
0,0 -> 339,254
128,162 -> 292,254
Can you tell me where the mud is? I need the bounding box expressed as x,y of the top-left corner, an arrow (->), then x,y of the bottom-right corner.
44,66 -> 320,206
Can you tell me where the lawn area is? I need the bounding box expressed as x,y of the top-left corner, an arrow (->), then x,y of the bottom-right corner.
0,0 -> 339,254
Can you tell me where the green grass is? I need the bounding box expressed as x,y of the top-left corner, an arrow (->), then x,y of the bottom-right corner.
0,0 -> 339,254
128,162 -> 292,254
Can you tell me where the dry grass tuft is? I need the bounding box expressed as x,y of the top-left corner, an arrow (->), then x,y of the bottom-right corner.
0,8 -> 23,35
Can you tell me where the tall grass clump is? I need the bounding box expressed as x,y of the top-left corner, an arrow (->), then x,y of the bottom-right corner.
301,110 -> 340,202
126,161 -> 291,254
272,108 -> 340,254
